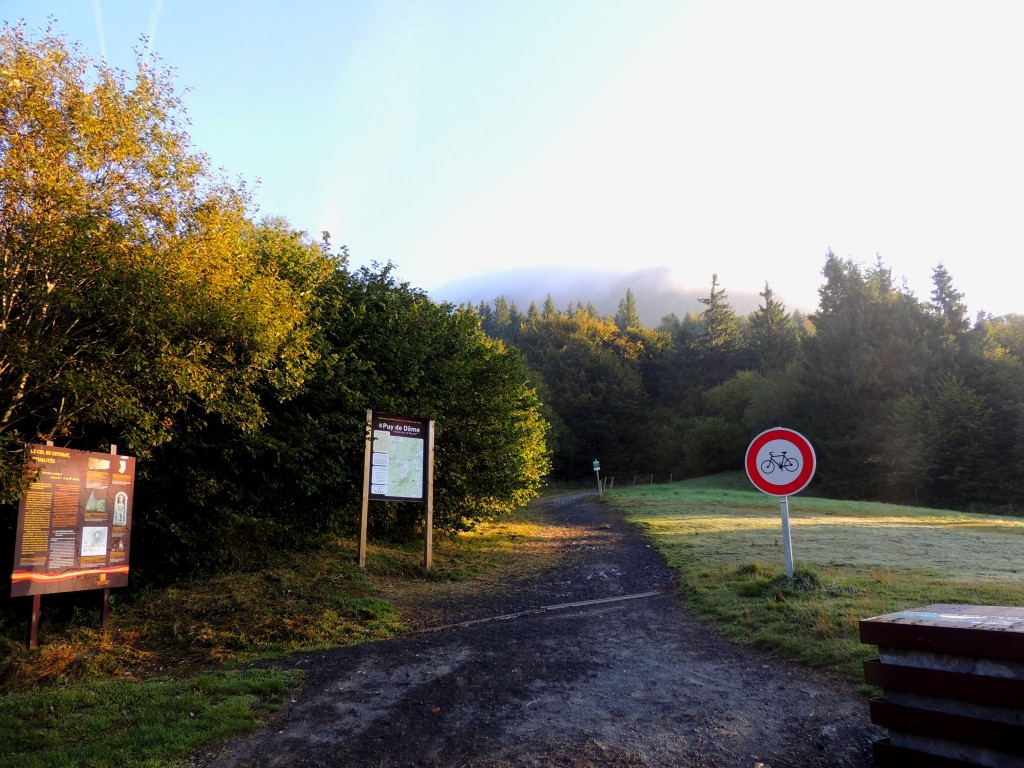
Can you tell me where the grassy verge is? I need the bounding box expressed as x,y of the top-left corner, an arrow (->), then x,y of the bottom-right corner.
0,509 -> 546,767
0,668 -> 300,768
607,473 -> 1024,692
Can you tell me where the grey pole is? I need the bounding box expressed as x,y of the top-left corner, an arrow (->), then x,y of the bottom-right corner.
779,495 -> 794,582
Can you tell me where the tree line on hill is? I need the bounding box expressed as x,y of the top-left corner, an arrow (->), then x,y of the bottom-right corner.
469,260 -> 1024,514
0,24 -> 549,585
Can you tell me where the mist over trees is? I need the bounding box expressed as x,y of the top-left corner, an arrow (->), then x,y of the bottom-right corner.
435,265 -> 770,327
472,254 -> 1024,514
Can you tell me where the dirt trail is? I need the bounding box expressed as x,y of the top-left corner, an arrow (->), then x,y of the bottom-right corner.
193,494 -> 882,767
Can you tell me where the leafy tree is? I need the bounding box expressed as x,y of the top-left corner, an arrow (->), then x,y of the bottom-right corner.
517,312 -> 654,477
680,416 -> 746,476
139,261 -> 551,576
464,255 -> 1024,514
679,371 -> 761,476
978,314 -> 1024,364
126,222 -> 333,576
0,24 -> 317,502
316,266 -> 550,536
742,362 -> 806,434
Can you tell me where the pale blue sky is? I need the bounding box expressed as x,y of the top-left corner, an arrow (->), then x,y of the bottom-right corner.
5,1 -> 1024,316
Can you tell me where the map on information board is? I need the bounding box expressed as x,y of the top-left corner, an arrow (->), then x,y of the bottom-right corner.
368,413 -> 428,502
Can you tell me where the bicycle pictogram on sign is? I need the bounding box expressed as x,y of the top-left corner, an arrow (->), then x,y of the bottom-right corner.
760,451 -> 799,475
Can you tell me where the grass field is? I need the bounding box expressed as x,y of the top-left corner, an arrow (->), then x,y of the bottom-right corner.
607,472 -> 1024,691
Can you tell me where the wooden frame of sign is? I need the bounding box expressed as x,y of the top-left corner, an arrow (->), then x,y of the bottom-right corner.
358,410 -> 436,570
12,442 -> 136,649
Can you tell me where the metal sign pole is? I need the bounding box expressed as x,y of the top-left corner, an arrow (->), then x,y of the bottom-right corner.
779,495 -> 794,582
745,428 -> 816,585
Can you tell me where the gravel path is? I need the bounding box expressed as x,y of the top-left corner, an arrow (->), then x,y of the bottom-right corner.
193,493 -> 883,767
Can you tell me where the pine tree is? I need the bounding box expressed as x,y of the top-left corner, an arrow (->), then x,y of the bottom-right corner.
684,274 -> 745,389
542,294 -> 558,319
696,274 -> 741,351
747,282 -> 797,371
492,296 -> 512,340
526,300 -> 541,324
476,300 -> 494,334
614,288 -> 643,330
929,263 -> 970,335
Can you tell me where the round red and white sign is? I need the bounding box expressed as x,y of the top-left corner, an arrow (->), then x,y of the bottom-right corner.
745,427 -> 816,496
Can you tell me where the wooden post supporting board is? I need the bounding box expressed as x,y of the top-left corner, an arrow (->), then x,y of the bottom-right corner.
102,445 -> 117,629
360,411 -> 434,571
358,409 -> 372,569
423,420 -> 435,571
29,595 -> 40,651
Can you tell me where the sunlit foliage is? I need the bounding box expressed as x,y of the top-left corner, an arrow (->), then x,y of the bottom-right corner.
0,24 -> 320,502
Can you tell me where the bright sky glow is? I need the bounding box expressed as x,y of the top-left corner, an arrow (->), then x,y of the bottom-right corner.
6,1 -> 1024,316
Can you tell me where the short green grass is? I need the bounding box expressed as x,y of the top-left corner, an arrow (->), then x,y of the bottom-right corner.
0,510 -> 546,767
608,473 -> 1024,691
0,668 -> 300,768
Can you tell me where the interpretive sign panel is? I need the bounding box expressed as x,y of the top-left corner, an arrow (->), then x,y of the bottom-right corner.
368,413 -> 429,502
360,410 -> 436,570
11,444 -> 135,597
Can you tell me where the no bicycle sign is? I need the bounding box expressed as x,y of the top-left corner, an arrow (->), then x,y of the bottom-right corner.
745,427 -> 816,497
745,427 -> 816,582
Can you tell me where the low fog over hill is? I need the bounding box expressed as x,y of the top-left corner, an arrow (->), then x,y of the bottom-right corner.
429,266 -> 804,327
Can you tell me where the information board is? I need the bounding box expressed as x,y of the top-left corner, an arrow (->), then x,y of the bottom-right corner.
367,413 -> 429,502
11,444 -> 135,597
